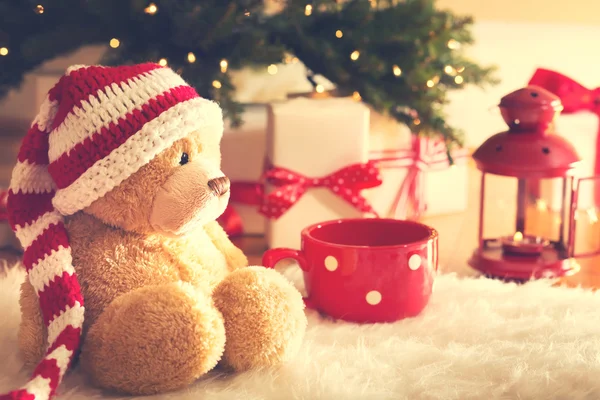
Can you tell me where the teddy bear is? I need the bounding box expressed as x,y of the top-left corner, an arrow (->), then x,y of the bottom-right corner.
3,63 -> 307,400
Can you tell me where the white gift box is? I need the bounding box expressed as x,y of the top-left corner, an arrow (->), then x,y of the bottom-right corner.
264,97 -> 370,249
539,113 -> 599,211
220,104 -> 269,234
365,114 -> 469,219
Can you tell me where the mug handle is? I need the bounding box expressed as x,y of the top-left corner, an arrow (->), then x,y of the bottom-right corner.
262,248 -> 315,309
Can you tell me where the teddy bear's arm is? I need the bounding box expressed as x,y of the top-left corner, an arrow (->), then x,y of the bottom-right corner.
203,221 -> 248,270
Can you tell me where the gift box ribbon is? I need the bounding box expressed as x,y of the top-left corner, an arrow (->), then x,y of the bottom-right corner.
528,68 -> 600,205
258,161 -> 383,218
370,136 -> 467,220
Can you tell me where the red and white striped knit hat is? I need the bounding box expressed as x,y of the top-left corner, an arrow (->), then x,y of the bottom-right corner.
2,63 -> 222,400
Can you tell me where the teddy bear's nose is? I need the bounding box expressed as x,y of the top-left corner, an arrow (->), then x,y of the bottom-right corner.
208,176 -> 230,197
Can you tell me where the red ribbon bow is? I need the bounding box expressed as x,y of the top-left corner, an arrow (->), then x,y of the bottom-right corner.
529,68 -> 600,204
529,68 -> 600,115
259,162 -> 383,219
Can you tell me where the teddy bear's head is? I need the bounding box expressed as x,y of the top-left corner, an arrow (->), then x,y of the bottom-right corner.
21,63 -> 231,237
84,125 -> 230,236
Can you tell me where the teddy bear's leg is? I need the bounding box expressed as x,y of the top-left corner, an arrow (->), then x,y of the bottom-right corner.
213,266 -> 307,371
81,282 -> 226,395
18,279 -> 47,368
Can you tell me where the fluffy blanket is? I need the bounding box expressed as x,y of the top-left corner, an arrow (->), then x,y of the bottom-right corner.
2,264 -> 600,400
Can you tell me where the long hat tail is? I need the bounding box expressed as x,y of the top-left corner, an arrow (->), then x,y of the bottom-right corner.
1,80 -> 85,400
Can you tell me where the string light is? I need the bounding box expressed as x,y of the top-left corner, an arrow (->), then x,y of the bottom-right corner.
335,30 -> 343,38
447,39 -> 461,49
413,118 -> 421,125
267,64 -> 278,75
0,47 -> 8,56
315,84 -> 325,93
352,91 -> 361,101
109,38 -> 120,48
144,3 -> 158,14
305,5 -> 312,16
454,75 -> 464,84
350,50 -> 360,61
212,80 -> 222,89
393,65 -> 402,76
187,52 -> 196,63
158,58 -> 168,66
220,59 -> 228,73
426,76 -> 440,88
244,10 -> 250,16
444,65 -> 456,75
457,66 -> 465,73
35,5 -> 44,14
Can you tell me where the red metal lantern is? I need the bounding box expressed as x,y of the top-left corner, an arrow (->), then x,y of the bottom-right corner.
469,85 -> 600,280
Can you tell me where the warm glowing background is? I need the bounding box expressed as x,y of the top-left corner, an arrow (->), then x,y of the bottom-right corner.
437,0 -> 599,25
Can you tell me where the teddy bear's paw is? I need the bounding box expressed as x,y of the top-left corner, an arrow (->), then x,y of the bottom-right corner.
80,282 -> 226,395
213,266 -> 308,371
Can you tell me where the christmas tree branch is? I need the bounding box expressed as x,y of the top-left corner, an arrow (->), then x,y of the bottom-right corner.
0,0 -> 498,149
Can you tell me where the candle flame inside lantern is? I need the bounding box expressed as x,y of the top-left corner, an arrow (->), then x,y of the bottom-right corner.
513,231 -> 523,242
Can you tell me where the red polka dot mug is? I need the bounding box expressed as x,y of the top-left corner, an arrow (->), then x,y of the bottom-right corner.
262,218 -> 438,323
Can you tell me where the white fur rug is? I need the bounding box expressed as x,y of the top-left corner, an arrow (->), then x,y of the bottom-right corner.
2,264 -> 600,400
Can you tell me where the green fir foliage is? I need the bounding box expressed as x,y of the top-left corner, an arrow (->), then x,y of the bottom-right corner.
0,0 -> 498,149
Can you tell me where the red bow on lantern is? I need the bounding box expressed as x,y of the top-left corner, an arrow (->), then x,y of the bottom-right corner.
529,69 -> 600,115
259,162 -> 383,219
529,68 -> 600,204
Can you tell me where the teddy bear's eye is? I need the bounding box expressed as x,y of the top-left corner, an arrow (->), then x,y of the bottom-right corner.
179,152 -> 189,165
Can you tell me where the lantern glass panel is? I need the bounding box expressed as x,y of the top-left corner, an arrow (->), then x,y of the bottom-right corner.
570,177 -> 600,257
525,177 -> 570,253
481,174 -> 518,240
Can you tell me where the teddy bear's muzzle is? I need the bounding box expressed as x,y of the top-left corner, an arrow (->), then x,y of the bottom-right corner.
149,160 -> 230,236
207,176 -> 230,197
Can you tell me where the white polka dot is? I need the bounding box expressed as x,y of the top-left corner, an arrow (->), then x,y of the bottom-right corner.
408,254 -> 422,270
366,290 -> 382,305
324,255 -> 338,271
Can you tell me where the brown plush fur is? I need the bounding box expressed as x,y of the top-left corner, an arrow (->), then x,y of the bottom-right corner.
18,127 -> 307,395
